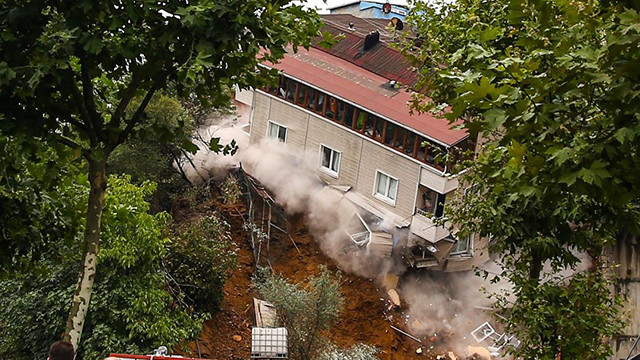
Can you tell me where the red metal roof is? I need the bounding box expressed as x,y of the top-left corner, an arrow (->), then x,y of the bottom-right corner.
266,47 -> 467,146
316,15 -> 417,87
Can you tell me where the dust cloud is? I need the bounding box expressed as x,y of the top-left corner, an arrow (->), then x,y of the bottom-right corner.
182,116 -> 513,358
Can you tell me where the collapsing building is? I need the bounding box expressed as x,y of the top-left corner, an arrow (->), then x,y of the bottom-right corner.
236,14 -> 489,272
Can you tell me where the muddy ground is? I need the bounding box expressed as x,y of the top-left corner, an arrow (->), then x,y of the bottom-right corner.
172,191 -> 460,360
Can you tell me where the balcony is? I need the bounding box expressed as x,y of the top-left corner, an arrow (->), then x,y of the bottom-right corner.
409,210 -> 450,243
420,167 -> 458,194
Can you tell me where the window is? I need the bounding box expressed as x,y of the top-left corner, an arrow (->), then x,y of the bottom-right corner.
384,122 -> 396,146
286,81 -> 296,102
336,101 -> 345,124
267,121 -> 287,142
315,93 -> 326,114
374,171 -> 398,204
296,83 -> 307,105
306,88 -> 317,110
451,234 -> 473,255
395,128 -> 406,150
404,132 -> 416,156
325,96 -> 337,119
355,110 -> 366,132
373,117 -> 384,142
418,187 -> 446,218
344,104 -> 355,128
364,113 -> 375,136
320,145 -> 341,176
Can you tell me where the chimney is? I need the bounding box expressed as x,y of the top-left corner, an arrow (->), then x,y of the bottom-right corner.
363,30 -> 380,51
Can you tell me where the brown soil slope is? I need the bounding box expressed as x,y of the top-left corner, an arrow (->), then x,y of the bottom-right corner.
175,196 -> 442,360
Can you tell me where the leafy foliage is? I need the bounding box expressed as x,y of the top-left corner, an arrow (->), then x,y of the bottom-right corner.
401,0 -> 640,358
108,94 -> 195,211
253,267 -> 344,360
317,343 -> 380,360
220,175 -> 243,205
0,135 -> 83,275
1,0 -> 324,345
0,175 -> 204,360
166,214 -> 237,313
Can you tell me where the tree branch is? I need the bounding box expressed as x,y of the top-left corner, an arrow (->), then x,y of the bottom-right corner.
115,76 -> 162,147
65,67 -> 97,145
79,56 -> 105,142
111,73 -> 143,126
54,134 -> 90,159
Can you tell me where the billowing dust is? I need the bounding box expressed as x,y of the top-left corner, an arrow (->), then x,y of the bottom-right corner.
176,108 -> 512,359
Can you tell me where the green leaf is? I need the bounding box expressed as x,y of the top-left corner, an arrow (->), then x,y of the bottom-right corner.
182,140 -> 198,154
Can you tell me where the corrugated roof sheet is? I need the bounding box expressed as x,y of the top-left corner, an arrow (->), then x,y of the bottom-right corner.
265,47 -> 467,146
315,14 -> 417,87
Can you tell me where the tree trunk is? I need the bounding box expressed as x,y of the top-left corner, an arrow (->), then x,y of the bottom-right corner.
64,155 -> 107,350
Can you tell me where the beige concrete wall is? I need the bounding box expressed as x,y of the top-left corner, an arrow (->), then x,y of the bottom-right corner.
251,92 -> 310,152
305,117 -> 364,187
355,140 -> 420,219
251,91 -> 422,221
250,91 -> 271,144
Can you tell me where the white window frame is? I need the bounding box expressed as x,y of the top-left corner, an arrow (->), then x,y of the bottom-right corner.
319,144 -> 341,178
451,233 -> 473,255
373,170 -> 398,206
267,120 -> 287,143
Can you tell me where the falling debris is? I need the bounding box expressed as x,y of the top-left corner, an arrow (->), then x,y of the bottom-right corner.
391,325 -> 422,344
383,274 -> 399,289
254,298 -> 278,328
387,289 -> 401,307
467,346 -> 492,360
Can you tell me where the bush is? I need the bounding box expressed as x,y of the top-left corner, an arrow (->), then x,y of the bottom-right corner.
220,175 -> 242,205
0,176 -> 204,360
253,266 -> 344,360
166,214 -> 237,312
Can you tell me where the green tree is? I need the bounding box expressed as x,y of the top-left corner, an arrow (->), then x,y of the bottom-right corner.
0,175 -> 203,359
0,135 -> 83,275
0,0 -> 323,348
401,0 -> 640,358
253,267 -> 344,360
108,94 -> 195,211
166,214 -> 237,313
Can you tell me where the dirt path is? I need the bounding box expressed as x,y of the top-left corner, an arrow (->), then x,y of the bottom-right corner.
177,196 -> 445,360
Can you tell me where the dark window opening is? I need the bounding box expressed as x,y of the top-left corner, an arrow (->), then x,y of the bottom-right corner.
286,81 -> 296,102
325,97 -> 337,119
336,101 -> 345,124
384,122 -> 396,146
277,77 -> 288,99
316,93 -> 326,114
395,128 -> 406,150
373,117 -> 384,142
364,113 -> 375,136
306,88 -> 317,110
344,104 -> 355,128
417,137 -> 427,161
404,132 -> 416,156
296,84 -> 307,105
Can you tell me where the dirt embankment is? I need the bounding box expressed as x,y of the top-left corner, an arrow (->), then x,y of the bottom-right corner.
173,194 -> 448,360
